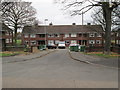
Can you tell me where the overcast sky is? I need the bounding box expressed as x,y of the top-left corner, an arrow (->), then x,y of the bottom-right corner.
25,0 -> 93,25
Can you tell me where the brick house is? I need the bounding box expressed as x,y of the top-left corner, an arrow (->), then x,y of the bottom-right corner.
0,23 -> 13,51
114,28 -> 120,46
22,24 -> 104,47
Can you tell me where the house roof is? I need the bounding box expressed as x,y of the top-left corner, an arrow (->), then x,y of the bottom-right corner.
22,25 -> 103,34
0,23 -> 13,32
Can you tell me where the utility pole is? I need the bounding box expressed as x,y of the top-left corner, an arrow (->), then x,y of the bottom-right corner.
44,19 -> 48,47
82,11 -> 84,25
81,11 -> 84,45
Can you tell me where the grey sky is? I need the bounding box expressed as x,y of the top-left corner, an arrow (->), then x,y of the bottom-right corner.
25,0 -> 93,25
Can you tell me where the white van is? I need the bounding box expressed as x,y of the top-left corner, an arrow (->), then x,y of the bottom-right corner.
58,41 -> 66,49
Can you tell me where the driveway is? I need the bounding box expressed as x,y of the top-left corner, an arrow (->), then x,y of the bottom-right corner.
2,49 -> 118,88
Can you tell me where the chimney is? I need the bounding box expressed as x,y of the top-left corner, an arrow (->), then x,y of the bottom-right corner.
72,23 -> 76,25
49,22 -> 53,25
87,23 -> 91,25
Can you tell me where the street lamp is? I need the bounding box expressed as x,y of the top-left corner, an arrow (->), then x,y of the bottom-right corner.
44,19 -> 48,47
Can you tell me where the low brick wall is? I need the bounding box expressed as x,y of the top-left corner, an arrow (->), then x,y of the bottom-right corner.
111,46 -> 120,54
6,46 -> 25,51
85,46 -> 120,54
85,46 -> 104,52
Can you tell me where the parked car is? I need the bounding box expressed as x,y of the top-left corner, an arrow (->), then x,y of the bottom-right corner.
58,41 -> 66,49
47,44 -> 57,49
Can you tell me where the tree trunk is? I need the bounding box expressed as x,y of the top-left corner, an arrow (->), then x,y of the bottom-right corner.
102,3 -> 112,55
14,23 -> 17,46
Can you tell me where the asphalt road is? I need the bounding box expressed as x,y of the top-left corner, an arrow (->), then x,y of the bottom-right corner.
2,49 -> 118,88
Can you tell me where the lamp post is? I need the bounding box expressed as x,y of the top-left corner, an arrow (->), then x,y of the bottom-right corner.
44,19 -> 48,47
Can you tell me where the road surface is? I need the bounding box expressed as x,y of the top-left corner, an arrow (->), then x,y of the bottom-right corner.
2,49 -> 118,88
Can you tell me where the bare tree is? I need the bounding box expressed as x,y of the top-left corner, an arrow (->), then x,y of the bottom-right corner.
1,0 -> 36,44
55,0 -> 120,54
92,6 -> 120,31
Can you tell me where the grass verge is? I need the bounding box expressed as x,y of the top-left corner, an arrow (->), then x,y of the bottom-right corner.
86,52 -> 120,58
0,51 -> 30,57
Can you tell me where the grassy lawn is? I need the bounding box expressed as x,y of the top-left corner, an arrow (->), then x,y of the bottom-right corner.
0,51 -> 30,57
0,52 -> 18,57
16,39 -> 22,45
86,52 -> 120,58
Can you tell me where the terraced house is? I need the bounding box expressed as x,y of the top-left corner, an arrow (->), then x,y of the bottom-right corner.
22,24 -> 104,47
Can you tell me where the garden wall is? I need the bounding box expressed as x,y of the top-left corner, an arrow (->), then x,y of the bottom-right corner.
5,46 -> 25,51
85,46 -> 120,54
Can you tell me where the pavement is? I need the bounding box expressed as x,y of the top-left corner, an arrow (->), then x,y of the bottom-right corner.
69,51 -> 119,69
2,49 -> 55,63
2,49 -> 118,88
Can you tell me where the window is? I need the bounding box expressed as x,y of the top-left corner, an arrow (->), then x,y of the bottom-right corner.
79,33 -> 82,37
38,34 -> 45,37
10,39 -> 12,43
24,34 -> 29,38
96,33 -> 102,37
83,33 -> 88,37
48,40 -> 54,44
25,41 -> 29,44
65,34 -> 69,37
54,34 -> 59,37
119,40 -> 120,44
65,40 -> 70,44
30,34 -> 36,38
6,39 -> 9,43
71,33 -> 76,37
96,40 -> 101,44
48,34 -> 54,37
89,40 -> 95,44
89,33 -> 95,37
116,40 -> 120,44
6,31 -> 9,35
71,40 -> 77,44
55,40 -> 59,44
30,41 -> 36,45
116,33 -> 120,37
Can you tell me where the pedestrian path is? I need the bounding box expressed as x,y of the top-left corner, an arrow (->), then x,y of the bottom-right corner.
2,49 -> 55,63
70,51 -> 119,69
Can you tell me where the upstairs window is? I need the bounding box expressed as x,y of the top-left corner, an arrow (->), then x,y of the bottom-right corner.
89,40 -> 95,44
96,40 -> 101,44
30,34 -> 36,38
54,34 -> 59,37
48,34 -> 54,37
38,34 -> 45,38
65,34 -> 69,37
89,33 -> 95,37
71,33 -> 77,37
96,33 -> 102,37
